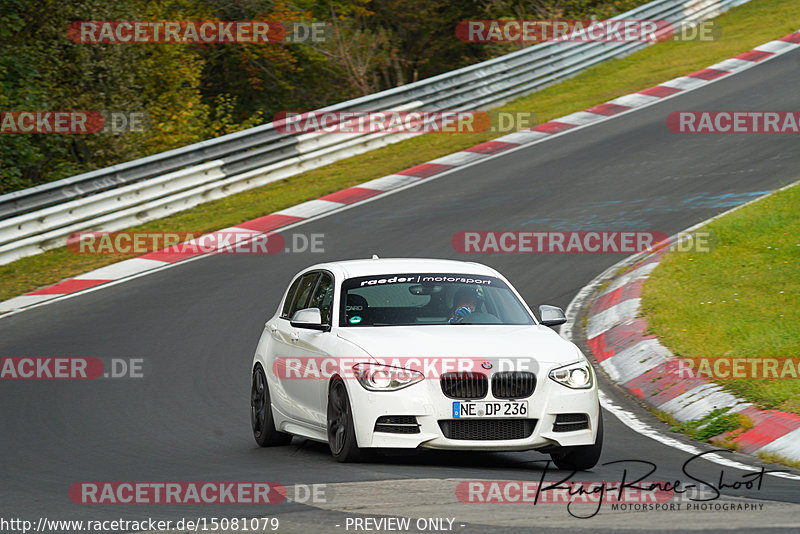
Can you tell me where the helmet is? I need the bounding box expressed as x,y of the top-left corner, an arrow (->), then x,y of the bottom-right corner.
452,286 -> 482,308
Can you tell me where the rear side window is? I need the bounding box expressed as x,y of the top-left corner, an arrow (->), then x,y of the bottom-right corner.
309,273 -> 335,325
282,272 -> 320,319
280,276 -> 304,318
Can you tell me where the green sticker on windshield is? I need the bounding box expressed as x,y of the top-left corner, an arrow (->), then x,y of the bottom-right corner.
350,316 -> 362,324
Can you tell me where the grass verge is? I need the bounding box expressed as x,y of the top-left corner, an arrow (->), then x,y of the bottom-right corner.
642,183 -> 800,413
758,451 -> 800,470
647,405 -> 751,456
669,407 -> 752,443
2,0 -> 800,302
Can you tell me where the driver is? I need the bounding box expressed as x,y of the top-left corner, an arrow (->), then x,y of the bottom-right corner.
448,287 -> 480,324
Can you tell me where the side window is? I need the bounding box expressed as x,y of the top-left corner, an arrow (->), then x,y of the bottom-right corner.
286,272 -> 320,319
309,273 -> 334,325
280,276 -> 304,319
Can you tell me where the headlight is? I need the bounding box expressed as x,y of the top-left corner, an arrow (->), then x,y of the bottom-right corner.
353,363 -> 424,391
548,361 -> 593,389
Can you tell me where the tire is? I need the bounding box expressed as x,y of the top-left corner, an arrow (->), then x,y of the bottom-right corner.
251,365 -> 292,447
327,378 -> 366,462
550,411 -> 604,471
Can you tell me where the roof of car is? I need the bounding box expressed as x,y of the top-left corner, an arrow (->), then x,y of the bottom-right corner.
307,258 -> 501,279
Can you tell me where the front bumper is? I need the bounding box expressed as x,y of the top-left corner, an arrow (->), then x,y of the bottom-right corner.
345,367 -> 600,451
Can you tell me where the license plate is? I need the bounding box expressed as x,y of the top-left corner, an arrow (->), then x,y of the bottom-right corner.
452,401 -> 528,418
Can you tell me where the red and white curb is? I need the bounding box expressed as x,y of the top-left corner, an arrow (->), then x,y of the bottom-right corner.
568,180 -> 800,465
2,30 -> 799,315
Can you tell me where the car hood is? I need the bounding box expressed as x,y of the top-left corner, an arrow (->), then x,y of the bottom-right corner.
336,325 -> 582,369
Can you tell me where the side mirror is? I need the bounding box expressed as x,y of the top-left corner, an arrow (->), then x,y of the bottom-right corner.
290,308 -> 330,331
539,305 -> 567,327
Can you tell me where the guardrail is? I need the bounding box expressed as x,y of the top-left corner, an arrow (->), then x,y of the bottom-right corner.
0,0 -> 749,265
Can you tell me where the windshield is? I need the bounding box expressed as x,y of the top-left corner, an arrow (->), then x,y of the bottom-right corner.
339,273 -> 535,327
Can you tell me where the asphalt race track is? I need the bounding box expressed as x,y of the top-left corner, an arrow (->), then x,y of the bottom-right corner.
2,45 -> 800,533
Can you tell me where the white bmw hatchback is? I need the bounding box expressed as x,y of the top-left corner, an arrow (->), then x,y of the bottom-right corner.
250,258 -> 602,469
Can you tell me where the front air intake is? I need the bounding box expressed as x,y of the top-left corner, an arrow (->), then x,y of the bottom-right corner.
553,413 -> 589,432
374,415 -> 420,434
438,419 -> 536,440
